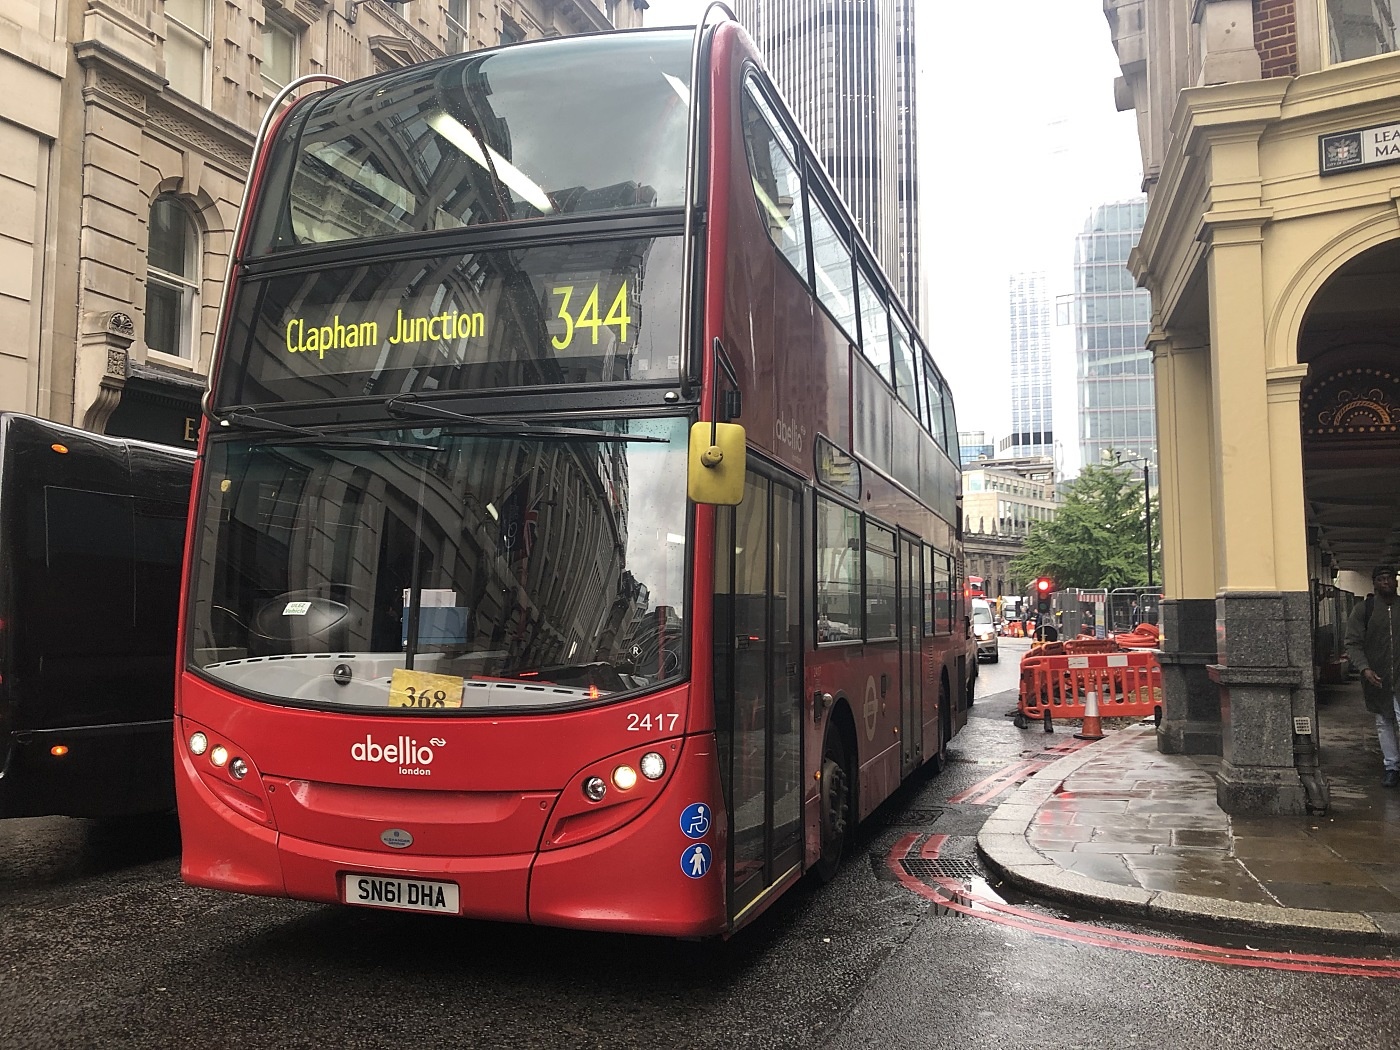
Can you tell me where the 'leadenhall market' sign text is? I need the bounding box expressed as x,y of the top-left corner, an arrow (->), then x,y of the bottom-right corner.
1320,122 -> 1400,175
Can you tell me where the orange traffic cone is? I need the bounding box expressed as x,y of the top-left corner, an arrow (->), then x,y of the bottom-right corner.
1075,689 -> 1105,740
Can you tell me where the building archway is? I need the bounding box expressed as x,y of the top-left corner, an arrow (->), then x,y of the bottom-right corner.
1299,239 -> 1400,585
1296,238 -> 1400,807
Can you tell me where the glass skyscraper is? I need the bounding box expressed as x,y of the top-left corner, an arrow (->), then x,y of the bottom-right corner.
734,0 -> 921,324
1007,272 -> 1054,458
1073,198 -> 1154,470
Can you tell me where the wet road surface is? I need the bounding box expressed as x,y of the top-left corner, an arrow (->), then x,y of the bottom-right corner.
3,640 -> 1399,1049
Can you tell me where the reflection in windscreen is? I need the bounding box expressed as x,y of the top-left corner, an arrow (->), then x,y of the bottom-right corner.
248,30 -> 692,253
216,236 -> 683,408
188,417 -> 688,711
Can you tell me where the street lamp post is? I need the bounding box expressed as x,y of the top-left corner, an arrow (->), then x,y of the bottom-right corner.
1109,450 -> 1154,588
1140,459 -> 1152,589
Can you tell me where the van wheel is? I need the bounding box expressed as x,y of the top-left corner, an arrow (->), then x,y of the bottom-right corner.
813,727 -> 851,883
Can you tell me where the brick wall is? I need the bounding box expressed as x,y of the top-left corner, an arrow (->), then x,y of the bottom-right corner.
1255,0 -> 1298,78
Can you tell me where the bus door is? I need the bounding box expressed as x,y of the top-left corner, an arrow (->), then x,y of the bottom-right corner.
713,467 -> 804,919
898,533 -> 922,778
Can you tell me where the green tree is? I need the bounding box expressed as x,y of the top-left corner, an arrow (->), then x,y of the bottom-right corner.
1008,464 -> 1158,590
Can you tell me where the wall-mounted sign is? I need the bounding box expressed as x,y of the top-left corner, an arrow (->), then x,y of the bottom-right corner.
1319,122 -> 1400,175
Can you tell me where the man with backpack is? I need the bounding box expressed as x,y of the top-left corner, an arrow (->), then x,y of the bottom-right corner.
1345,564 -> 1400,788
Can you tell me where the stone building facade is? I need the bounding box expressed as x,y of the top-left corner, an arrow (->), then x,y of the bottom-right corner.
1,0 -> 643,447
1105,1 -> 1400,812
961,455 -> 1058,601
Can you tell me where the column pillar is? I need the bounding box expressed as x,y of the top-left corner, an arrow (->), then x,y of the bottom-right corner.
1151,328 -> 1222,754
1203,199 -> 1307,814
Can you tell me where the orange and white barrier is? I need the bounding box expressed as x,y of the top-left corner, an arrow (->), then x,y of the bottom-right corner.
1017,648 -> 1162,731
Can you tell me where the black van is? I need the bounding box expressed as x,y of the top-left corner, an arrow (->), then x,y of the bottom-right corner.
0,414 -> 193,818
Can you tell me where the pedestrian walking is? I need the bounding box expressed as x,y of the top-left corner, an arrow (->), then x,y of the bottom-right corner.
1344,564 -> 1400,788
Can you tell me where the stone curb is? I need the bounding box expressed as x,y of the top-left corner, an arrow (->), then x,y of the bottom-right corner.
975,726 -> 1400,946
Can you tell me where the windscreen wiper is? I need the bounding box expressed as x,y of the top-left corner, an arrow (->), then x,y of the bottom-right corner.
383,394 -> 669,442
216,407 -> 437,450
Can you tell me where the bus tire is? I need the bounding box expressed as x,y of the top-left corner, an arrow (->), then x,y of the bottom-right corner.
813,725 -> 852,884
925,675 -> 950,776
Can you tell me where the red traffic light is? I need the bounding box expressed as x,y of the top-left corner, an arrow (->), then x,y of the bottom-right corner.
1035,577 -> 1053,593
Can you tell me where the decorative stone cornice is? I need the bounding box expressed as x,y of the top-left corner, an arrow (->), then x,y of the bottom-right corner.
74,39 -> 166,99
146,94 -> 254,174
96,310 -> 136,352
369,33 -> 437,70
356,1 -> 441,61
549,0 -> 611,34
74,39 -> 255,175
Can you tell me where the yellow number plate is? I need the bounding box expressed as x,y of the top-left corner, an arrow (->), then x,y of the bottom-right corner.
388,668 -> 464,708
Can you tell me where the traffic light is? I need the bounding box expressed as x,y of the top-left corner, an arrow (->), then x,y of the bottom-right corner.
1034,576 -> 1054,613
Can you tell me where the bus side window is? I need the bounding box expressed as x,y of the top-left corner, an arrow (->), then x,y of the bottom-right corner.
815,495 -> 860,643
863,520 -> 897,641
890,314 -> 919,421
924,359 -> 948,451
740,81 -> 809,283
856,266 -> 892,386
941,381 -> 960,464
808,193 -> 857,342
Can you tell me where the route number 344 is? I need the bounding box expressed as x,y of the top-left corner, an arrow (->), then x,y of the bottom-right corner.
551,283 -> 630,349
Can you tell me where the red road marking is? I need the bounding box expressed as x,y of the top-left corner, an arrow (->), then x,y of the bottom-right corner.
948,761 -> 1036,805
885,834 -> 1400,978
949,741 -> 1091,806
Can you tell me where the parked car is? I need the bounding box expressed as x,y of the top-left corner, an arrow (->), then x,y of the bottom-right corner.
971,598 -> 999,663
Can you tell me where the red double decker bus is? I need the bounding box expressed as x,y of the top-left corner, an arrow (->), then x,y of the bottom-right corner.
177,15 -> 974,936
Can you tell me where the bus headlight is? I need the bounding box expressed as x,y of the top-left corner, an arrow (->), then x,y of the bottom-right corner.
229,758 -> 249,780
188,732 -> 208,756
611,765 -> 638,791
210,745 -> 229,768
582,776 -> 607,802
639,752 -> 666,780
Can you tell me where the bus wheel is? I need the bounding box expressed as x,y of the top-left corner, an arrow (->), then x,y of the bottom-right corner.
925,678 -> 950,776
814,728 -> 851,883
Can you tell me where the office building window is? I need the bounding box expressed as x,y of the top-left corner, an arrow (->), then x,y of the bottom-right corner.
261,19 -> 298,95
165,0 -> 211,104
146,195 -> 200,360
447,0 -> 468,52
1328,0 -> 1400,63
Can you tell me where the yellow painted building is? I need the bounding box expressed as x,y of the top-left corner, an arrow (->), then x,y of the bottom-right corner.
1106,0 -> 1400,812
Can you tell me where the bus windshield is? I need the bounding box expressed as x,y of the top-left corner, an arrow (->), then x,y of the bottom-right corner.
247,30 -> 692,254
187,416 -> 689,711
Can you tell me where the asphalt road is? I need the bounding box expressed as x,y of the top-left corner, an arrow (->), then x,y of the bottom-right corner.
3,640 -> 1399,1049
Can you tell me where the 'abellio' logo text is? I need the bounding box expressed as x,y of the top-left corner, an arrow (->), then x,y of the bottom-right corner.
350,735 -> 442,776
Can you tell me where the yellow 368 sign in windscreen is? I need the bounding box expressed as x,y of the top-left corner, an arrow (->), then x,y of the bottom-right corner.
388,668 -> 465,709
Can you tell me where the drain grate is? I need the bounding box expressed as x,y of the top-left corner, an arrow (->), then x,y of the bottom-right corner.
900,857 -> 981,879
883,807 -> 943,826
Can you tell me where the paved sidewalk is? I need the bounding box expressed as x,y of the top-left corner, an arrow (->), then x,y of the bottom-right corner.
977,679 -> 1400,944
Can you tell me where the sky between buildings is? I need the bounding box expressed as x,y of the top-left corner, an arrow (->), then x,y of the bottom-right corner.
643,0 -> 1145,477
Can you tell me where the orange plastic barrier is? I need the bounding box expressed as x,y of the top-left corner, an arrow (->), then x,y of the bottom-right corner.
1016,649 -> 1163,731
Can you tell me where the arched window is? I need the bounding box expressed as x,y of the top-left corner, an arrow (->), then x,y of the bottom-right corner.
145,195 -> 200,360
